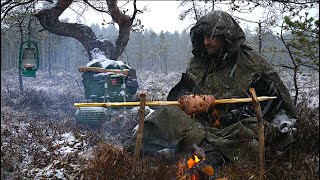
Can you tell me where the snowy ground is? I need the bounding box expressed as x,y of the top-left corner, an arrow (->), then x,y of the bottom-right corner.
1,69 -> 181,179
1,69 -> 318,179
279,70 -> 319,108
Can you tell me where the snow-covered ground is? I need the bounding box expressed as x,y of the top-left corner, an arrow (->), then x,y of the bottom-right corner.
279,70 -> 319,108
137,71 -> 182,101
1,69 -> 182,179
1,69 -> 318,179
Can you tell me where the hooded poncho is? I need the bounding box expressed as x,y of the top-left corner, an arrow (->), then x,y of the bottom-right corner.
169,10 -> 296,120
127,11 -> 296,165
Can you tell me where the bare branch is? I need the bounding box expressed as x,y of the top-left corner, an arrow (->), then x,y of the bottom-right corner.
1,0 -> 14,8
1,0 -> 34,22
83,0 -> 110,14
131,0 -> 138,20
35,0 -> 114,59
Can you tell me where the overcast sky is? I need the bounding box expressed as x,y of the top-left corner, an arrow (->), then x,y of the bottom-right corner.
61,1 -> 191,34
60,1 -> 319,34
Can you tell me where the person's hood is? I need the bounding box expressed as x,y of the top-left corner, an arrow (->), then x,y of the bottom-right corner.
190,10 -> 246,59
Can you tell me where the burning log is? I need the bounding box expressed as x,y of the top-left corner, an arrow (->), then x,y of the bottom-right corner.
176,145 -> 227,180
177,154 -> 212,180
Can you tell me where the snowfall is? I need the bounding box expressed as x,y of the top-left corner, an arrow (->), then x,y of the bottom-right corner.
1,59 -> 319,179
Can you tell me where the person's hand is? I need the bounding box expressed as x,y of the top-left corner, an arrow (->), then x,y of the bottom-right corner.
178,95 -> 215,117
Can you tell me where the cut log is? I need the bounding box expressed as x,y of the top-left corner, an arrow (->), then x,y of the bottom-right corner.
78,66 -> 129,76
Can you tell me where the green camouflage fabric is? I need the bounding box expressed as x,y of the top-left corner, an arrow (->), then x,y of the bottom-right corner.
127,11 -> 296,164
186,10 -> 296,119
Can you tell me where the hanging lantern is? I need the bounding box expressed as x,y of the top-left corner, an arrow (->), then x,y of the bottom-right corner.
22,48 -> 36,68
19,40 -> 39,77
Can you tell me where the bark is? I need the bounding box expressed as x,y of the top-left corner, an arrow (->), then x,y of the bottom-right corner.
107,0 -> 134,60
35,0 -> 134,61
18,18 -> 24,94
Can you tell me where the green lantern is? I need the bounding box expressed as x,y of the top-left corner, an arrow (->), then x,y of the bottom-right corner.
18,40 -> 39,77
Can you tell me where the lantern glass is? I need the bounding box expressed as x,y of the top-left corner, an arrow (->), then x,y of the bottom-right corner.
22,48 -> 36,68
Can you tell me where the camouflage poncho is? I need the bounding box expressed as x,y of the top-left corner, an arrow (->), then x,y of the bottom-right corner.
127,11 -> 296,165
184,10 -> 296,120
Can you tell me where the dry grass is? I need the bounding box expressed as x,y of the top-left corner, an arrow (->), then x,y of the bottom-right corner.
1,70 -> 318,179
81,143 -> 176,180
1,74 -> 90,179
263,98 -> 319,180
218,96 -> 319,180
80,98 -> 319,179
219,162 -> 258,180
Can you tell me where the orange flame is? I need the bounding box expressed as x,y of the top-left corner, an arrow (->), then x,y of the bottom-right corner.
177,147 -> 217,180
177,155 -> 203,180
187,155 -> 201,168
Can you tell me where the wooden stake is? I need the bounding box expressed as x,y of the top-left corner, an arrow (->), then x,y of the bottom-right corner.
74,96 -> 277,108
249,88 -> 266,180
133,92 -> 147,163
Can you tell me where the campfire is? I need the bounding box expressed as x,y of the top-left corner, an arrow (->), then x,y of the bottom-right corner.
176,145 -> 227,180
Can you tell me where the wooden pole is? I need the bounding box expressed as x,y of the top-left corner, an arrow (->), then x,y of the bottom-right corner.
74,96 -> 277,108
133,92 -> 147,162
249,88 -> 266,180
78,66 -> 129,76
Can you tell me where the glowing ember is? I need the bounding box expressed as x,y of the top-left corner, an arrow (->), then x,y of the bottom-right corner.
201,165 -> 214,177
176,145 -> 225,180
177,153 -> 209,180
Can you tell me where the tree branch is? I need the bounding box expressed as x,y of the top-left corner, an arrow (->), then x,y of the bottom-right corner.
35,0 -> 114,60
1,0 -> 14,8
1,0 -> 34,22
83,0 -> 110,14
107,0 -> 135,60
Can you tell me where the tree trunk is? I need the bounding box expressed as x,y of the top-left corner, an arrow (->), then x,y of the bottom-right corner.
35,0 -> 134,61
48,35 -> 52,79
280,27 -> 299,105
64,39 -> 67,69
18,20 -> 24,94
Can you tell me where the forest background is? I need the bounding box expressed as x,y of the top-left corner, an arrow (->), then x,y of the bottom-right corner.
1,0 -> 319,179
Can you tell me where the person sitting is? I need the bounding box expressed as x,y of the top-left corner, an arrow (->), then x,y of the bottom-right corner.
126,10 -> 297,170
